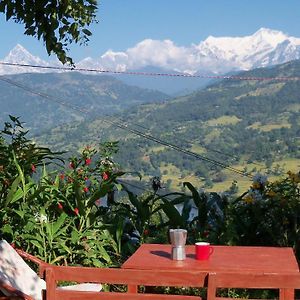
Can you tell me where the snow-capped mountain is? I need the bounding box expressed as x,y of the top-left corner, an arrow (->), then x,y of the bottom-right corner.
0,44 -> 51,75
1,28 -> 300,76
192,28 -> 300,72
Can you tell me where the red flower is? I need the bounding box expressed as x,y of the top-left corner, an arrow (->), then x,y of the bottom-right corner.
85,158 -> 92,166
143,229 -> 150,236
69,162 -> 75,169
83,186 -> 89,193
10,242 -> 16,249
74,208 -> 79,216
31,164 -> 36,173
102,172 -> 109,181
59,173 -> 65,180
57,203 -> 63,210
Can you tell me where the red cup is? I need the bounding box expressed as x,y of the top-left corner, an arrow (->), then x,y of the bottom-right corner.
195,242 -> 214,260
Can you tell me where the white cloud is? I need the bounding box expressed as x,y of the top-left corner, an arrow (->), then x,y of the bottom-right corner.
82,28 -> 300,74
93,39 -> 193,72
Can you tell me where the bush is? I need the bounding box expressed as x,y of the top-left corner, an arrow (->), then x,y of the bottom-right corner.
229,172 -> 300,256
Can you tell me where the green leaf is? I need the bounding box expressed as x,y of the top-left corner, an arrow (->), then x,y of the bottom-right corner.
87,184 -> 111,207
23,234 -> 44,243
58,243 -> 72,255
115,217 -> 124,254
96,245 -> 112,263
82,28 -> 92,36
2,224 -> 13,235
184,181 -> 208,227
14,209 -> 25,218
71,229 -> 79,243
52,213 -> 68,237
91,258 -> 103,267
182,199 -> 192,222
183,182 -> 201,207
160,199 -> 185,228
5,176 -> 21,207
29,239 -> 44,250
50,255 -> 66,264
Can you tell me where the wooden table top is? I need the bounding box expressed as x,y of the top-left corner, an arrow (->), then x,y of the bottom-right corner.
122,244 -> 299,274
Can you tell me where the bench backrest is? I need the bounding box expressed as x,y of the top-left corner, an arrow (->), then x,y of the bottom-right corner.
45,266 -> 207,300
207,272 -> 300,300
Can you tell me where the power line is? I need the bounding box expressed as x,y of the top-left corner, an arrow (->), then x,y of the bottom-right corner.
0,75 -> 253,178
112,115 -> 265,171
109,111 -> 266,172
108,116 -> 252,178
0,74 -> 272,170
0,76 -> 89,114
115,116 -> 252,164
1,61 -> 300,81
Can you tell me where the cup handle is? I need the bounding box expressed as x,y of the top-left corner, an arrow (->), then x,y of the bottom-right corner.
209,246 -> 214,256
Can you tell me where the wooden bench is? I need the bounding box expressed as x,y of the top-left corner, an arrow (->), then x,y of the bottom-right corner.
207,272 -> 300,300
45,266 -> 207,300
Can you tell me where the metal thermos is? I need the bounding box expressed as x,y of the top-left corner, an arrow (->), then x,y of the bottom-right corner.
169,229 -> 187,260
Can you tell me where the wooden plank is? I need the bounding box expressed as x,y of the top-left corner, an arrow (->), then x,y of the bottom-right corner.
46,266 -> 207,287
45,266 -> 206,299
207,272 -> 300,300
128,284 -> 138,293
45,268 -> 56,300
209,272 -> 300,288
54,290 -> 201,300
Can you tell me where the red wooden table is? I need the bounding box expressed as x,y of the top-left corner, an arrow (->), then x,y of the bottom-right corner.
122,244 -> 300,299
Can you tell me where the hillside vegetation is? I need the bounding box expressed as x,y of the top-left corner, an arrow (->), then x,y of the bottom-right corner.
35,60 -> 300,192
0,72 -> 169,132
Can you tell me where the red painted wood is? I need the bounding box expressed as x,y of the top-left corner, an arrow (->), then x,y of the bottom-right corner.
45,266 -> 206,287
45,267 -> 206,299
54,290 -> 201,300
122,244 -> 299,274
127,284 -> 138,293
0,278 -> 34,300
207,272 -> 300,300
45,269 -> 56,300
16,249 -> 49,278
280,288 -> 295,300
122,244 -> 300,300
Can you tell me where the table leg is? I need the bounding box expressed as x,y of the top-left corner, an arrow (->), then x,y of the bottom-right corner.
280,288 -> 294,300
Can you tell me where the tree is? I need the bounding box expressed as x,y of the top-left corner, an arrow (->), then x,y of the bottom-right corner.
0,0 -> 98,64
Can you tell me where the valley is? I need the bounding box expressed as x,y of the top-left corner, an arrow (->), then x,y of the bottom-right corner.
31,60 -> 300,194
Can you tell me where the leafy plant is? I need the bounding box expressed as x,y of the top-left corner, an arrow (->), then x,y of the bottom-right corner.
0,115 -> 62,204
229,172 -> 300,256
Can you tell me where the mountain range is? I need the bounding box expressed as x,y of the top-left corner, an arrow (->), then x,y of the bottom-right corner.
2,28 -> 300,94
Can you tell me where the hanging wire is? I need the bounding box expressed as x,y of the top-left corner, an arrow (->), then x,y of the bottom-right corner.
0,75 -> 254,178
0,61 -> 300,81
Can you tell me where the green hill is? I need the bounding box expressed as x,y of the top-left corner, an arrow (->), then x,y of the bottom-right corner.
35,61 -> 300,192
0,72 -> 169,132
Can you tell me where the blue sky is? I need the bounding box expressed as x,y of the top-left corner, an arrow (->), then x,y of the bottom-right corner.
1,0 -> 300,61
